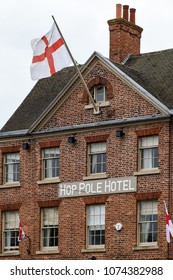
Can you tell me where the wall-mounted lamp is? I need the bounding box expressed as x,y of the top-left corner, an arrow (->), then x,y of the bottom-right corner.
22,143 -> 30,150
116,130 -> 124,137
89,256 -> 97,260
68,136 -> 76,144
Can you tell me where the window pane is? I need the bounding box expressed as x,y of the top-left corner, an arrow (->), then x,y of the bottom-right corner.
153,148 -> 158,168
91,154 -> 97,173
141,136 -> 158,147
95,205 -> 101,215
95,215 -> 100,225
5,153 -> 20,182
90,142 -> 106,153
43,148 -> 60,179
44,148 -> 59,158
96,163 -> 102,173
89,206 -> 95,215
90,85 -> 108,103
89,230 -> 95,245
43,208 -> 58,226
140,136 -> 158,170
45,158 -> 60,178
5,231 -> 18,247
5,212 -> 18,229
87,205 -> 105,247
96,86 -> 104,102
4,211 -> 19,251
43,228 -> 58,247
42,208 -> 58,248
88,215 -> 95,226
139,201 -> 158,244
90,142 -> 106,174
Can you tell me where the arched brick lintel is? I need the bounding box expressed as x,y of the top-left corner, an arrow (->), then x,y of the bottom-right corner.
82,77 -> 113,104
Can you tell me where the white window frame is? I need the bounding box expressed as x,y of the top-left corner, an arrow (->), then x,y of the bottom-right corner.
86,204 -> 105,249
90,85 -> 108,104
41,207 -> 58,251
137,200 -> 158,246
139,135 -> 158,171
3,210 -> 19,252
42,147 -> 60,179
4,153 -> 20,183
88,142 -> 106,175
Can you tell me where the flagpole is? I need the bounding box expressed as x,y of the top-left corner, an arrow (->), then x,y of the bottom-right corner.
164,200 -> 167,212
52,15 -> 100,114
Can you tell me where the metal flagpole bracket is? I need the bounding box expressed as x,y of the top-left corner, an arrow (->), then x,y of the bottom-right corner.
26,235 -> 31,255
94,103 -> 100,114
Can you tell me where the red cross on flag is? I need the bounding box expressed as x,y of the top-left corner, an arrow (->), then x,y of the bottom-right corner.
164,202 -> 173,243
30,22 -> 73,80
18,221 -> 25,241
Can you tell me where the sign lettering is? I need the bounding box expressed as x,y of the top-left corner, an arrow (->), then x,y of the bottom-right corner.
59,176 -> 136,198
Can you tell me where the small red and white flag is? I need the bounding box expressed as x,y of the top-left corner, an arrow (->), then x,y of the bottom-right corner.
30,22 -> 73,80
164,202 -> 173,243
18,221 -> 25,241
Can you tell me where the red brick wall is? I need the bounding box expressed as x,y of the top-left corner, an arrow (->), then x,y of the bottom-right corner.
0,61 -> 171,260
0,119 -> 171,260
41,62 -> 161,131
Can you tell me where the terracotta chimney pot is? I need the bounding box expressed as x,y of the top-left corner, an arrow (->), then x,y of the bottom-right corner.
123,5 -> 129,21
116,4 -> 122,18
130,8 -> 136,24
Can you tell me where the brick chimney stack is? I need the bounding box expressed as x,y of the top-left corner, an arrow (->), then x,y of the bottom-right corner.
108,4 -> 143,63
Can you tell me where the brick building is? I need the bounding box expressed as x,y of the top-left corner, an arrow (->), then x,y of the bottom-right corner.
0,4 -> 173,260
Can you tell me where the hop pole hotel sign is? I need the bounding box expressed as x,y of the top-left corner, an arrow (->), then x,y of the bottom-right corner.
59,176 -> 137,198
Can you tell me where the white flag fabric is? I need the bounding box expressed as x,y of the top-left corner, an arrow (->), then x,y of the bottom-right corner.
30,23 -> 73,80
165,204 -> 173,243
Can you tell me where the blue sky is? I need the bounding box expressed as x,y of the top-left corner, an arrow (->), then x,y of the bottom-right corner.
0,0 -> 173,129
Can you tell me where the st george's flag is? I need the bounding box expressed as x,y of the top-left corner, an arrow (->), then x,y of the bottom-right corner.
165,202 -> 173,243
30,22 -> 73,80
18,221 -> 25,241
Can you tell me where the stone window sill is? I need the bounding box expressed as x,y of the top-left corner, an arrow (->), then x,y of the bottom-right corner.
0,251 -> 20,256
81,248 -> 106,253
85,101 -> 110,110
37,178 -> 61,185
133,245 -> 159,251
36,250 -> 59,255
134,169 -> 160,176
0,182 -> 21,189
